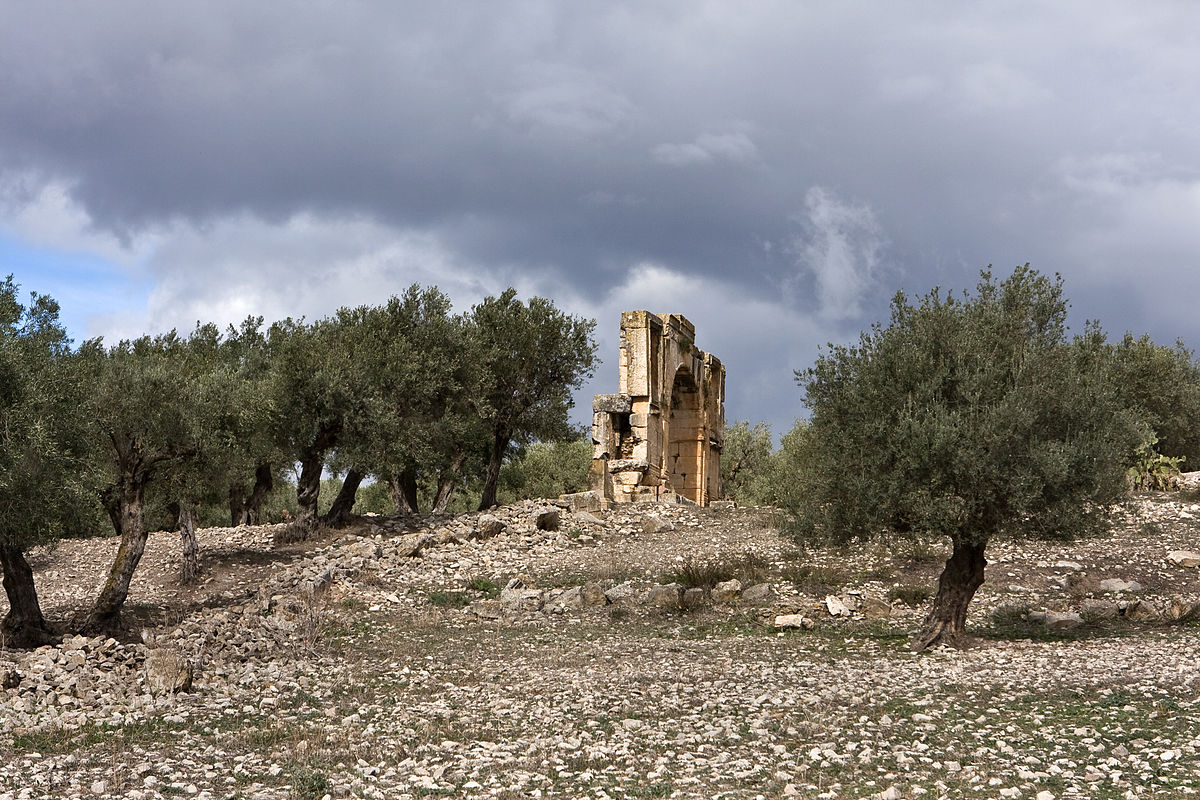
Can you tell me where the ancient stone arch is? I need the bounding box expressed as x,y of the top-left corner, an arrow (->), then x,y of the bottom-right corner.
590,311 -> 725,506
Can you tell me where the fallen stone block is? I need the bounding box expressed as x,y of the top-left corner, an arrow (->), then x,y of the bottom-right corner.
1167,550 -> 1200,568
646,583 -> 684,608
642,515 -> 675,533
774,614 -> 815,630
604,583 -> 637,606
825,595 -> 851,617
473,515 -> 506,540
712,579 -> 742,604
741,583 -> 775,604
144,649 -> 193,694
1099,578 -> 1142,593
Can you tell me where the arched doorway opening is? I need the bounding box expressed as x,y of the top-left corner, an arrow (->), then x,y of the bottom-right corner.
667,367 -> 703,502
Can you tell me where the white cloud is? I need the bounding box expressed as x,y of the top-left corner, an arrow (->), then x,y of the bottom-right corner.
788,186 -> 887,320
653,131 -> 758,167
502,62 -> 634,137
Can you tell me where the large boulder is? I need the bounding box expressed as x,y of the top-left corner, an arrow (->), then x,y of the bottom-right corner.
143,649 -> 193,694
711,579 -> 742,604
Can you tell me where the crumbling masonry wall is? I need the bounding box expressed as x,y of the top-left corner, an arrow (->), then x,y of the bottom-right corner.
590,311 -> 725,506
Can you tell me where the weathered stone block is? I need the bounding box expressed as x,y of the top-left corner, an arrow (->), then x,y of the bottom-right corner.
593,394 -> 632,414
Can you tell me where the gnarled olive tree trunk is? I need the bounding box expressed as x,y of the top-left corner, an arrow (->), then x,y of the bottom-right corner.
246,463 -> 274,524
913,537 -> 988,651
179,504 -> 200,585
478,427 -> 510,511
0,546 -> 55,648
433,453 -> 467,513
295,425 -> 340,537
85,475 -> 150,635
390,470 -> 419,514
322,468 -> 364,528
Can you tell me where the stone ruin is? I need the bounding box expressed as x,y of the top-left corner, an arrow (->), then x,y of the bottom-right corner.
590,311 -> 725,507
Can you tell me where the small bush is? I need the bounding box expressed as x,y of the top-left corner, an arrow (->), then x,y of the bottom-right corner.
784,564 -> 849,594
467,577 -> 500,598
886,584 -> 932,607
427,591 -> 470,608
663,552 -> 769,589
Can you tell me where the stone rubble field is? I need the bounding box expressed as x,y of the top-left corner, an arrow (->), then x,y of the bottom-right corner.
1,485 -> 1200,800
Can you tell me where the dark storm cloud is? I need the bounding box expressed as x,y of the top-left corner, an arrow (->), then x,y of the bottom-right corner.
3,1 -> 1200,434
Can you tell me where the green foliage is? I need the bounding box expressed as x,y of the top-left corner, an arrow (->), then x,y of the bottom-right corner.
470,289 -> 598,508
792,265 -> 1142,547
498,438 -> 591,503
0,278 -> 101,550
1127,435 -> 1185,491
719,421 -> 775,504
1109,333 -> 1200,464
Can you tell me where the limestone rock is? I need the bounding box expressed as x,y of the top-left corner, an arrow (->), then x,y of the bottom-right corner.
1053,560 -> 1084,571
604,583 -> 637,606
555,585 -> 584,610
825,595 -> 851,617
1167,550 -> 1200,568
580,582 -> 607,607
860,596 -> 893,620
774,614 -> 814,630
642,515 -> 674,533
712,579 -> 742,604
741,583 -> 775,604
1080,599 -> 1118,622
1099,578 -> 1141,593
143,649 -> 193,694
646,583 -> 684,608
472,514 -> 505,540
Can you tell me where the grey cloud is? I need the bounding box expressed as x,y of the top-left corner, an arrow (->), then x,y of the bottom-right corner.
4,1 -> 1200,431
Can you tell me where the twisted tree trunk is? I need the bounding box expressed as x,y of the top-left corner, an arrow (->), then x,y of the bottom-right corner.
246,462 -> 274,524
322,468 -> 364,528
390,470 -> 419,514
913,536 -> 988,651
228,485 -> 248,526
85,475 -> 150,635
179,503 -> 200,585
0,546 -> 55,648
478,428 -> 510,511
433,453 -> 467,513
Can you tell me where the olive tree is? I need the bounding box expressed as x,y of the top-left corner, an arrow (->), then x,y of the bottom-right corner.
0,280 -> 98,647
470,290 -> 597,510
794,266 -> 1142,649
83,331 -> 211,634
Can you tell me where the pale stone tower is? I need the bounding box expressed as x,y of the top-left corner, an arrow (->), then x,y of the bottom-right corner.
590,311 -> 725,506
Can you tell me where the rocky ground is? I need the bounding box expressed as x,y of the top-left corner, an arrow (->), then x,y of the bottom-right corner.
1,483 -> 1200,800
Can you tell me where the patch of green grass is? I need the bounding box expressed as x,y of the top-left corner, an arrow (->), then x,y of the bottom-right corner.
467,576 -> 500,598
427,590 -> 470,608
289,762 -> 331,800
